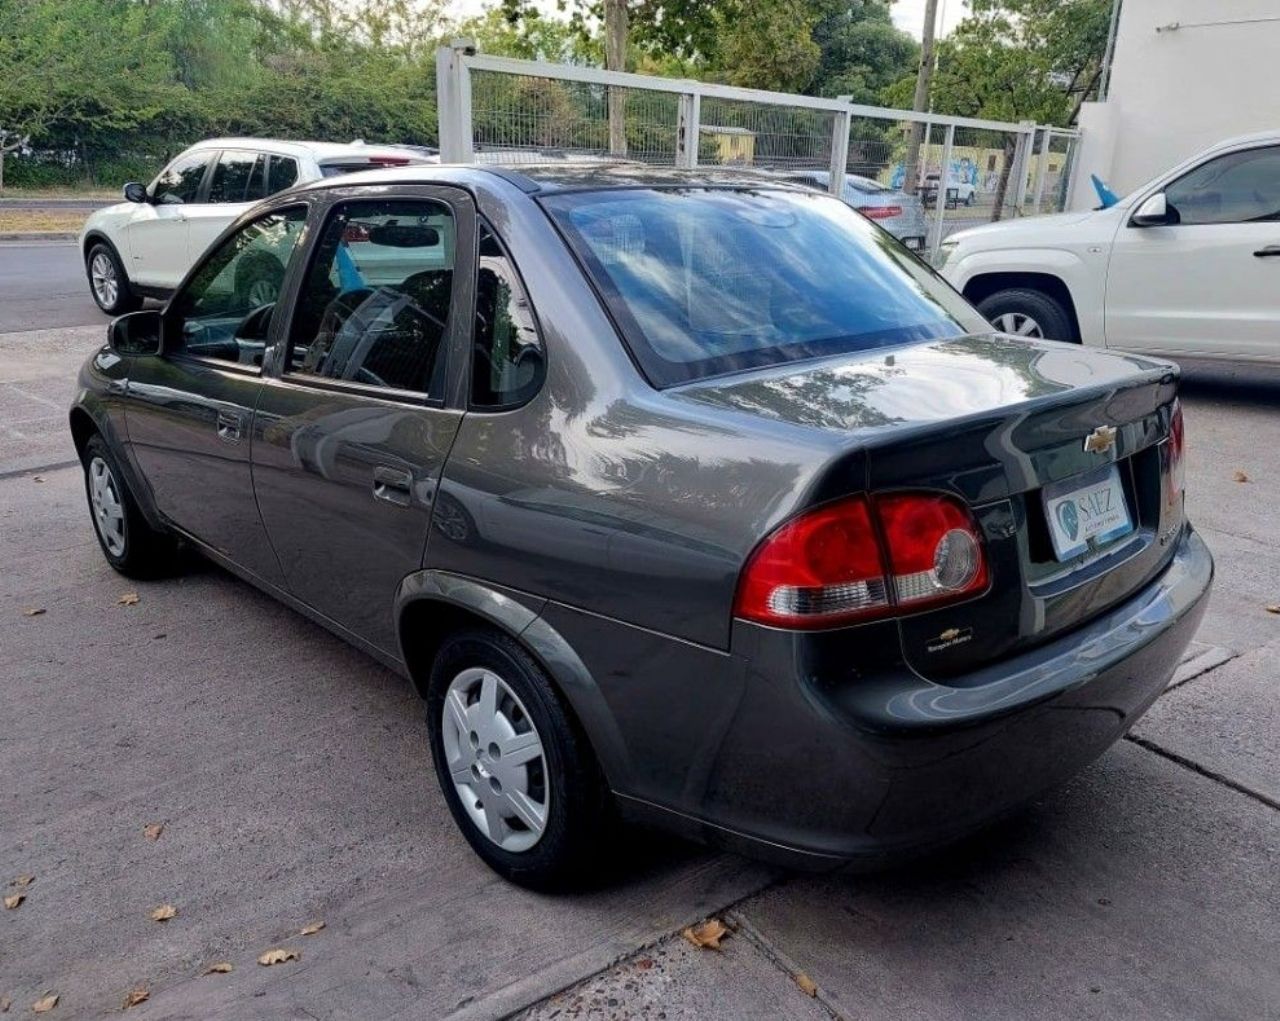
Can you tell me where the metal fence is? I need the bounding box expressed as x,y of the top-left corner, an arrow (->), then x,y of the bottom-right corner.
438,43 -> 1079,262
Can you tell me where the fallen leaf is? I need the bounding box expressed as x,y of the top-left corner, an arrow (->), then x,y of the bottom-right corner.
32,994 -> 58,1014
32,476 -> 45,483
257,948 -> 299,966
1,994 -> 10,1011
143,822 -> 164,842
681,917 -> 730,950
1232,469 -> 1250,483
1266,605 -> 1280,615
9,874 -> 34,888
150,904 -> 176,922
122,987 -> 149,1009
795,972 -> 818,997
117,593 -> 140,606
22,607 -> 46,617
299,920 -> 325,936
3,894 -> 23,910
204,963 -> 233,975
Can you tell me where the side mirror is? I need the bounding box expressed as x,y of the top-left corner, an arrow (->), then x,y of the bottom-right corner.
123,181 -> 148,204
107,309 -> 163,356
1131,192 -> 1176,227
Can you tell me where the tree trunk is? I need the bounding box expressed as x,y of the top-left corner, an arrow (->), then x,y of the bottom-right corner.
901,0 -> 940,197
990,134 -> 1019,222
604,0 -> 628,156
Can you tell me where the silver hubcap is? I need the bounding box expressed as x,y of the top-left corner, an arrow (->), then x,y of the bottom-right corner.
247,278 -> 278,306
90,253 -> 119,308
442,667 -> 549,852
88,456 -> 126,557
994,311 -> 1044,337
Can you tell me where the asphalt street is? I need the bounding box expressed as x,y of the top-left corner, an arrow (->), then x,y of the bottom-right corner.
0,242 -> 106,333
1,300 -> 1277,1017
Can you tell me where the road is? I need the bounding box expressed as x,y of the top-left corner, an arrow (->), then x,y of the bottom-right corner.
1,316 -> 1277,1018
0,241 -> 106,332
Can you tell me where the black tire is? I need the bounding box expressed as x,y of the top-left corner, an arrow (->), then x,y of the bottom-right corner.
82,434 -> 178,578
426,627 -> 614,890
977,287 -> 1077,343
85,242 -> 142,315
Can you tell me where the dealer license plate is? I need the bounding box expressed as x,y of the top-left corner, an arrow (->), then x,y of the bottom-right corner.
1042,464 -> 1134,561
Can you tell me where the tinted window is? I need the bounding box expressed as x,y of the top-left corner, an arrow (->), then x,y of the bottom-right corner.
172,208 -> 306,364
150,152 -> 211,205
1166,146 -> 1280,225
268,156 -> 299,194
544,188 -> 984,386
208,150 -> 266,204
472,225 -> 543,407
288,199 -> 455,396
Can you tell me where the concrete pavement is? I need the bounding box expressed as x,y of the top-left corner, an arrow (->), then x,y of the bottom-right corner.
1,324 -> 1277,1019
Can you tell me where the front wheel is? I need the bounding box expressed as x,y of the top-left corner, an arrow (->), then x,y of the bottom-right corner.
977,287 -> 1076,343
82,434 -> 177,577
426,628 -> 614,890
86,243 -> 142,315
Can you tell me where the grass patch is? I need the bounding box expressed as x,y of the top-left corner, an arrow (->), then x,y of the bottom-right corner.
0,209 -> 88,233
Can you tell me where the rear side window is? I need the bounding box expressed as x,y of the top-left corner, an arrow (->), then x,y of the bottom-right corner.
472,225 -> 544,408
287,199 -> 455,397
150,152 -> 211,205
543,188 -> 984,386
268,156 -> 299,194
208,151 -> 266,203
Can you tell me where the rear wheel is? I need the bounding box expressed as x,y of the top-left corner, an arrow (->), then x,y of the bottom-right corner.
977,287 -> 1076,343
82,434 -> 177,577
86,242 -> 141,315
426,628 -> 614,890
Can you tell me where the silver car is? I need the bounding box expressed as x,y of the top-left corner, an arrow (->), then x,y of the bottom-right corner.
782,169 -> 929,249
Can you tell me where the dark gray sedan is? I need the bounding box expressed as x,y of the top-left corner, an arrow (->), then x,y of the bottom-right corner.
70,164 -> 1212,889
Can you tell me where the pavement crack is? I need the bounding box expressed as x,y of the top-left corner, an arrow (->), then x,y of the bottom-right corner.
725,902 -> 846,1021
0,457 -> 79,481
1124,733 -> 1280,812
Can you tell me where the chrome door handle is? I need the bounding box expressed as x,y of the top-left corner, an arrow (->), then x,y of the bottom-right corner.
216,409 -> 242,443
372,465 -> 413,507
1253,245 -> 1280,257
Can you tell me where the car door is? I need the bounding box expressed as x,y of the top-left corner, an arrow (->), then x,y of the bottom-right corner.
1105,144 -> 1280,358
250,187 -> 473,656
125,150 -> 214,289
124,202 -> 310,586
184,149 -> 269,272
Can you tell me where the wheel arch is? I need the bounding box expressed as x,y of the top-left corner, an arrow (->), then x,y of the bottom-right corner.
68,405 -> 98,462
395,571 -> 634,790
962,271 -> 1082,343
82,230 -> 120,264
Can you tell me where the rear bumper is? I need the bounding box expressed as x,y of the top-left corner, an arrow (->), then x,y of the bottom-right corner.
624,527 -> 1213,868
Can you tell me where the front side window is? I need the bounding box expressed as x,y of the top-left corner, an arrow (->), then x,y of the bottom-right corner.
287,199 -> 455,397
543,188 -> 985,386
150,152 -> 212,205
472,225 -> 543,407
208,150 -> 267,204
1165,146 -> 1280,225
171,207 -> 307,364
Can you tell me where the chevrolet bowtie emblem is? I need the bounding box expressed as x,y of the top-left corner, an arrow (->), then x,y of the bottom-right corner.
1083,425 -> 1117,454
939,628 -> 961,641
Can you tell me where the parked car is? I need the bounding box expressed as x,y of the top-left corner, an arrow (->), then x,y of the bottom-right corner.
71,164 -> 1211,889
79,138 -> 434,314
781,169 -> 929,249
938,131 -> 1280,359
923,172 -> 977,207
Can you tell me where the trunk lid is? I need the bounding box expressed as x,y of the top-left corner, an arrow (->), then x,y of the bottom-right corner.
674,334 -> 1183,677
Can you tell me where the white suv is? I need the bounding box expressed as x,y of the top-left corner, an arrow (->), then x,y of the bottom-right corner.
938,131 -> 1280,362
80,138 -> 434,313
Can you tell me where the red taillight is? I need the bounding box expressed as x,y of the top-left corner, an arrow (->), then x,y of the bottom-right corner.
734,493 -> 989,629
343,223 -> 371,243
1166,398 -> 1186,508
368,156 -> 411,167
862,205 -> 903,220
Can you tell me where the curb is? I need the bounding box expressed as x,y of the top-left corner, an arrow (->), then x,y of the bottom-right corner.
0,232 -> 78,242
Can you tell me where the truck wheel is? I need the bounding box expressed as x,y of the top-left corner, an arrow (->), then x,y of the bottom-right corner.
977,288 -> 1076,342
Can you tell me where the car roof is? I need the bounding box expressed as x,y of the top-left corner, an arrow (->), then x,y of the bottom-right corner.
188,137 -> 431,162
293,160 -> 820,197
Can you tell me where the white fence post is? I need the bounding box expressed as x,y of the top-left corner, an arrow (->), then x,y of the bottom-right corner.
828,107 -> 851,197
436,40 -> 475,164
1031,126 -> 1053,214
1012,121 -> 1035,213
675,91 -> 701,169
927,122 -> 956,260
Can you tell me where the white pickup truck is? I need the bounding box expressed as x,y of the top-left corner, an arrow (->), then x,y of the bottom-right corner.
938,131 -> 1280,363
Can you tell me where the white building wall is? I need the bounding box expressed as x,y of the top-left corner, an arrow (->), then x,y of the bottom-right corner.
1068,0 -> 1280,209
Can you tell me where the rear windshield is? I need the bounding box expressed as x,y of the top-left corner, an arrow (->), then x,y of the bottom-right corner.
542,188 -> 984,386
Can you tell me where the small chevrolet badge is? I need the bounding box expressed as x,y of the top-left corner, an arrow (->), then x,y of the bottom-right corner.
939,628 -> 961,641
1083,425 -> 1117,454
